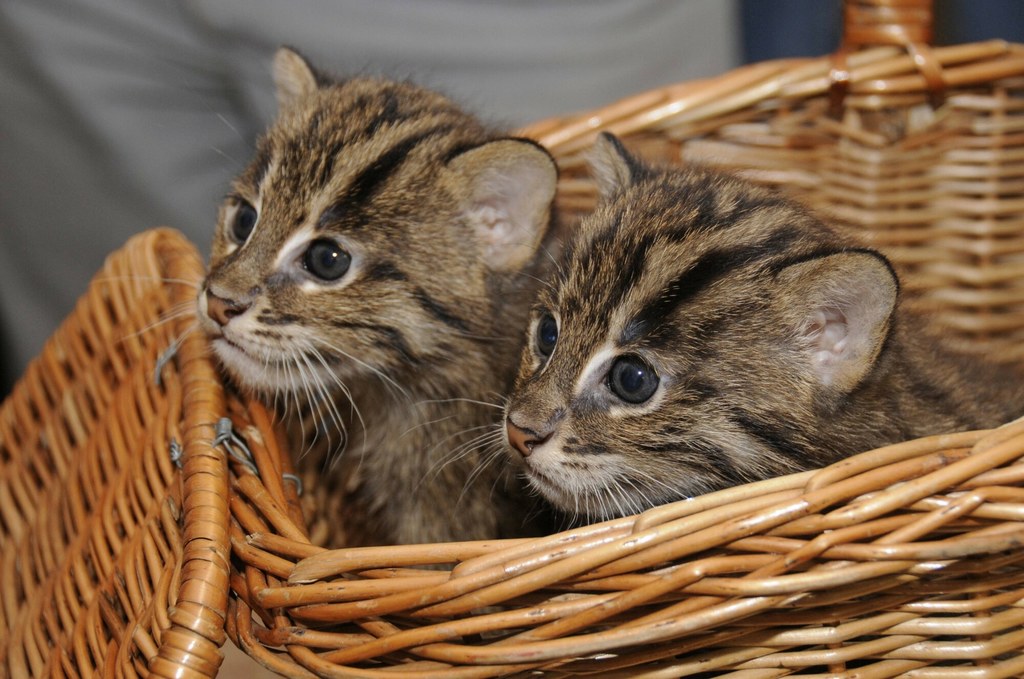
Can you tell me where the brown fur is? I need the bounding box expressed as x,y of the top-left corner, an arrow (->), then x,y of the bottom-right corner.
504,133 -> 1024,522
198,48 -> 556,545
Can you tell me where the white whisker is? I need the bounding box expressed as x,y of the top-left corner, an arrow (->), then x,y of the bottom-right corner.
455,440 -> 508,509
302,340 -> 365,447
95,273 -> 203,290
629,467 -> 684,506
119,301 -> 197,342
400,413 -> 456,439
315,337 -> 411,403
297,349 -> 346,459
216,113 -> 244,141
210,145 -> 242,166
416,424 -> 504,492
416,397 -> 504,410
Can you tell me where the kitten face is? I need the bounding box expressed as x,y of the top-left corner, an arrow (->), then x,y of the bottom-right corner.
504,134 -> 897,520
199,49 -> 556,400
201,115 -> 469,397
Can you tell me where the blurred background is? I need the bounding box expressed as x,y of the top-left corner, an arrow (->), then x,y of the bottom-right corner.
1,0 -> 1022,397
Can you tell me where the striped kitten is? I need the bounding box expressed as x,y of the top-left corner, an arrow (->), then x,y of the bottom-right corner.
504,132 -> 1024,521
198,48 -> 557,545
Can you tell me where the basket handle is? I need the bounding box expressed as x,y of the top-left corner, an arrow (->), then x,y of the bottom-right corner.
830,0 -> 945,113
842,0 -> 934,49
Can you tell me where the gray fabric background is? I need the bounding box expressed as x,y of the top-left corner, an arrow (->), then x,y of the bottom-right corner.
0,0 -> 739,394
5,1 -> 1019,397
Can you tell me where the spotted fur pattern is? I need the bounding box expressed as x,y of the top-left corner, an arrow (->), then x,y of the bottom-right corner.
198,48 -> 557,544
504,133 -> 1024,522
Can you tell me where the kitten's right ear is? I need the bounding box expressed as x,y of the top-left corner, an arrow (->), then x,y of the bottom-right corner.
589,132 -> 644,198
446,138 -> 558,272
273,47 -> 319,109
775,250 -> 899,394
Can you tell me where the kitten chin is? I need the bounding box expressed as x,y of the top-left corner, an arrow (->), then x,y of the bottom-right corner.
198,302 -> 324,394
520,447 -> 659,520
209,337 -> 329,395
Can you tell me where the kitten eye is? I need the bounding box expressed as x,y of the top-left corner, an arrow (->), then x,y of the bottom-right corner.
230,200 -> 258,244
608,355 -> 659,404
535,313 -> 558,358
303,239 -> 352,281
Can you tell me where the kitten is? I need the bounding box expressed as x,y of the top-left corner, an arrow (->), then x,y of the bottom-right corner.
504,132 -> 1024,522
198,48 -> 557,545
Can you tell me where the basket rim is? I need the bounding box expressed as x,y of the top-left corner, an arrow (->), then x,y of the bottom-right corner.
519,39 -> 1024,156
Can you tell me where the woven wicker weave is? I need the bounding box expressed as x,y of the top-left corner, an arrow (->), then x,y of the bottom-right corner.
0,229 -> 249,677
4,0 -> 1024,676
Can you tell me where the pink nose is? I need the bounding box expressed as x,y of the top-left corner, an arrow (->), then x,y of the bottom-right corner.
506,418 -> 551,458
205,290 -> 250,326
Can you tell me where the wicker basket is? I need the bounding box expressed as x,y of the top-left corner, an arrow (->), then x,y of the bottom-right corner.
0,229 -> 238,676
4,0 -> 1024,676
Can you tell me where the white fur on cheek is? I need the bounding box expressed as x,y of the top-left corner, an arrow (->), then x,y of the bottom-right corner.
208,311 -> 336,395
522,431 -> 633,516
274,225 -> 317,270
573,341 -> 616,398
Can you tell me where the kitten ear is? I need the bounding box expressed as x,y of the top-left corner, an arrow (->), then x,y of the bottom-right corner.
273,46 -> 319,109
588,132 -> 644,198
776,250 -> 898,393
446,138 -> 557,272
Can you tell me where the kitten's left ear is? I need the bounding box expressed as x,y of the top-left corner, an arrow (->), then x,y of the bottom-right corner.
588,132 -> 645,198
775,250 -> 898,393
272,46 -> 319,109
446,138 -> 558,272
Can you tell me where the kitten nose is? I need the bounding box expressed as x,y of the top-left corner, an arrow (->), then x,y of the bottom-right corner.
205,290 -> 250,327
506,418 -> 551,458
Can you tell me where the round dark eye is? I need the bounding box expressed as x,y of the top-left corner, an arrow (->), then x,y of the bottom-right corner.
535,313 -> 558,358
230,200 -> 257,244
303,239 -> 352,281
608,355 -> 659,404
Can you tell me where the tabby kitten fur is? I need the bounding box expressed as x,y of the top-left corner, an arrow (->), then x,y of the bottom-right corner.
199,48 -> 557,545
504,132 -> 1024,522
